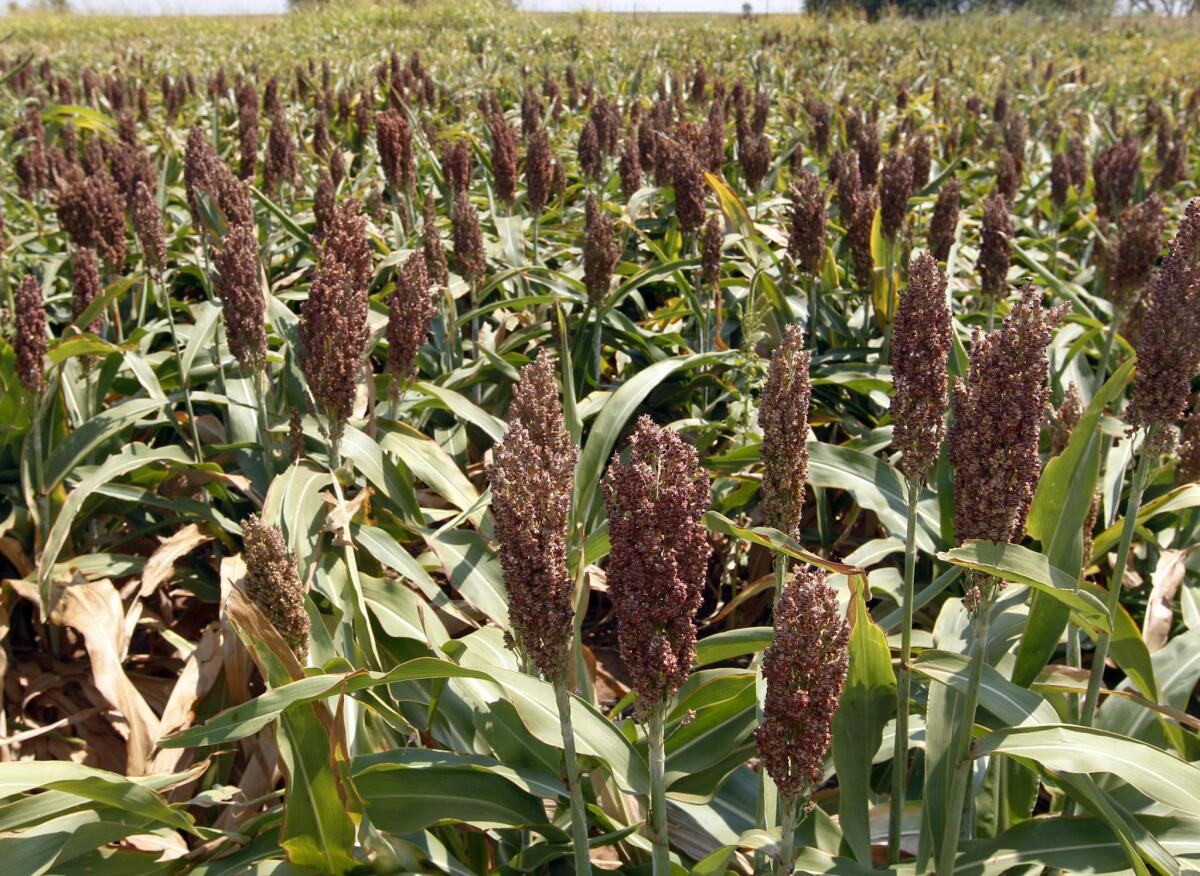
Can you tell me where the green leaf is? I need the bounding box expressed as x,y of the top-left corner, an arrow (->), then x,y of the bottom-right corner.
831,588 -> 895,865
164,659 -> 490,747
1016,358 -> 1135,687
356,764 -> 562,838
703,511 -> 867,584
42,397 -> 165,494
39,444 -> 192,608
695,627 -> 772,667
978,724 -> 1200,813
938,541 -> 1111,635
0,762 -> 195,835
911,650 -> 1060,727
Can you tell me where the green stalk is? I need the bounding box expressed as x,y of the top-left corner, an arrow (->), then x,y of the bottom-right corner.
888,477 -> 921,863
157,271 -> 204,464
648,703 -> 670,876
935,599 -> 991,876
778,794 -> 799,875
1081,442 -> 1154,725
809,272 -> 821,356
554,684 -> 592,876
532,210 -> 541,265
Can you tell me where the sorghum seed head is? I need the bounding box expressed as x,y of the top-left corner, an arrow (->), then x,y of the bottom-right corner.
54,167 -> 127,268
422,193 -> 449,287
671,136 -> 707,235
236,81 -> 258,181
603,416 -> 711,712
1048,383 -> 1083,457
619,134 -> 642,200
451,191 -> 485,288
880,150 -> 913,241
848,187 -> 877,290
583,195 -> 619,309
13,275 -> 47,393
700,212 -> 723,289
526,125 -> 553,216
1093,136 -> 1141,222
385,251 -> 436,387
1127,199 -> 1200,452
1108,195 -> 1166,312
928,178 -> 961,263
977,192 -> 1013,303
299,201 -> 373,442
1050,152 -> 1071,209
489,113 -> 519,204
240,516 -> 310,659
755,565 -> 849,803
214,222 -> 266,374
486,351 -> 579,681
376,108 -> 414,194
892,251 -> 952,482
950,283 -> 1068,549
578,118 -> 602,180
72,248 -> 103,335
787,170 -> 826,276
760,324 -> 812,538
131,181 -> 166,274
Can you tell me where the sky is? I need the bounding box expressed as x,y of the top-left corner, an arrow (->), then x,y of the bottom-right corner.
11,0 -> 803,15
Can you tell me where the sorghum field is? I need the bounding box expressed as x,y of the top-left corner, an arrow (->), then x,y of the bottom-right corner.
2,2 -> 1200,873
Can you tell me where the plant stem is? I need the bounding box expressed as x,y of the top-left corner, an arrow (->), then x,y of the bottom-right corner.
554,683 -> 592,876
936,600 -> 991,876
1097,312 -> 1119,385
648,703 -> 670,876
157,271 -> 204,464
532,210 -> 540,265
778,794 -> 798,875
888,477 -> 921,863
1081,442 -> 1153,724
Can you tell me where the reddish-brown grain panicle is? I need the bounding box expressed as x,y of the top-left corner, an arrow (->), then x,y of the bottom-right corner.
892,252 -> 952,482
313,170 -> 336,240
928,177 -> 961,263
760,324 -> 811,538
423,193 -> 449,286
385,251 -> 436,386
241,516 -> 310,659
602,416 -> 711,711
375,108 -> 415,195
1093,136 -> 1140,221
787,170 -> 826,275
848,187 -> 877,290
13,275 -> 47,393
977,192 -> 1012,303
1109,195 -> 1166,312
755,565 -> 849,802
949,283 -> 1067,549
807,98 -> 830,157
489,113 -> 519,204
672,137 -> 706,235
72,248 -> 103,335
131,181 -> 166,274
236,81 -> 258,181
880,150 -> 913,241
583,195 -> 619,309
214,222 -> 266,374
578,118 -> 602,180
1127,199 -> 1200,452
451,190 -> 485,288
299,201 -> 373,442
619,134 -> 642,200
263,106 -> 297,194
55,167 -> 127,268
525,125 -> 553,216
908,133 -> 931,190
486,351 -> 579,681
1050,152 -> 1071,209
700,213 -> 723,289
